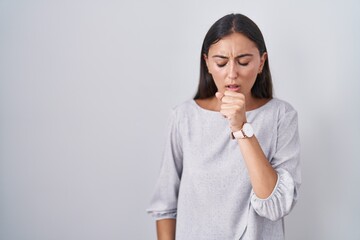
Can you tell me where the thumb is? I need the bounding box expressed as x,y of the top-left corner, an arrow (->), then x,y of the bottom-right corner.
215,92 -> 224,101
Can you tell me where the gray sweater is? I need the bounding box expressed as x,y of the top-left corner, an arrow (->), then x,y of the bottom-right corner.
147,98 -> 301,240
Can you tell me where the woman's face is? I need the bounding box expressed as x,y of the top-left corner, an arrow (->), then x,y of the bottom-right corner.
205,32 -> 267,98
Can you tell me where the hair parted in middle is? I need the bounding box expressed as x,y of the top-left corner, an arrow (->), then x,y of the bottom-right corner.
194,13 -> 273,100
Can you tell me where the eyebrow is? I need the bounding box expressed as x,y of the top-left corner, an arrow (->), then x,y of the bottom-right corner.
212,53 -> 253,59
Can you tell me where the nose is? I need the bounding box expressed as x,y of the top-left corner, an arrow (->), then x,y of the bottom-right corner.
227,61 -> 238,80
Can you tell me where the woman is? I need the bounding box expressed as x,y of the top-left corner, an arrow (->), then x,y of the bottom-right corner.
147,13 -> 301,240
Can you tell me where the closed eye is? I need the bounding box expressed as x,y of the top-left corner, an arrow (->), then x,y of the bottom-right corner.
238,62 -> 249,66
216,63 -> 227,67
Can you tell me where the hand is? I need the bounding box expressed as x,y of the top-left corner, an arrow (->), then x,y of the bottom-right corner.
215,91 -> 247,132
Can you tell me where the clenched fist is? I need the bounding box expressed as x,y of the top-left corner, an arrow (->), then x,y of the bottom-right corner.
215,91 -> 247,132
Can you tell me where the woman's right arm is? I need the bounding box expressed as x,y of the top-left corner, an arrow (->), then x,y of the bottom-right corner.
156,219 -> 176,240
147,109 -> 183,238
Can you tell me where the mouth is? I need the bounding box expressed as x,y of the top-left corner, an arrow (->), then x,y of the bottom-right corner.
225,84 -> 240,92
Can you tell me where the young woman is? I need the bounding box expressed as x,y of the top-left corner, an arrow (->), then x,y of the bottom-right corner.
147,13 -> 301,240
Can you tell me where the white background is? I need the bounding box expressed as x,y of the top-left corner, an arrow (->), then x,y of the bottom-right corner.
1,0 -> 360,239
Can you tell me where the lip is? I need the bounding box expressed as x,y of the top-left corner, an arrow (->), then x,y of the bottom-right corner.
225,84 -> 240,92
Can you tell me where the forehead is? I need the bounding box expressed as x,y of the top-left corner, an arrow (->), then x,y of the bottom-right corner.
208,32 -> 259,55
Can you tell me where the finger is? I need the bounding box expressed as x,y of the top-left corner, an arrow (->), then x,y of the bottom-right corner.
220,107 -> 238,115
224,90 -> 245,99
220,103 -> 242,110
221,96 -> 245,104
215,92 -> 224,101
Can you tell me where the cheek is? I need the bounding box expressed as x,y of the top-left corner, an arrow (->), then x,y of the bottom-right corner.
209,65 -> 226,80
211,74 -> 222,88
239,64 -> 259,79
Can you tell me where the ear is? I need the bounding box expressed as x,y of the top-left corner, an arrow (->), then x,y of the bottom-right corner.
259,52 -> 267,73
203,54 -> 211,74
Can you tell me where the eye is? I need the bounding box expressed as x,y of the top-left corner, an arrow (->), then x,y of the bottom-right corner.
216,62 -> 227,67
238,61 -> 249,66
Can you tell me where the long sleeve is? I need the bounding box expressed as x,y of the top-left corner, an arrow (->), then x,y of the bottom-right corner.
250,107 -> 301,221
146,109 -> 183,220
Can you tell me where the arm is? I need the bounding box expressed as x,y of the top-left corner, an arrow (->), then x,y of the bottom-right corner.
146,109 -> 183,235
156,219 -> 176,240
248,107 -> 301,221
216,91 -> 277,198
237,136 -> 278,199
217,91 -> 301,220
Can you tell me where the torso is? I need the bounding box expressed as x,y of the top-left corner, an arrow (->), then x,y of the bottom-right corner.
173,97 -> 293,239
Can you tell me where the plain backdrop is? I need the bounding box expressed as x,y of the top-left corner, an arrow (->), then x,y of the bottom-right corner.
1,0 -> 360,239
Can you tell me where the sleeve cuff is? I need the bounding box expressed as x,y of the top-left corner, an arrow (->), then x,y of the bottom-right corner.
250,169 -> 296,221
146,209 -> 177,220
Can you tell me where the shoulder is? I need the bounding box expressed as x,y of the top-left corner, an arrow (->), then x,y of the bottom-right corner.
250,98 -> 298,123
170,99 -> 197,118
268,98 -> 298,126
270,98 -> 297,114
164,99 -> 197,131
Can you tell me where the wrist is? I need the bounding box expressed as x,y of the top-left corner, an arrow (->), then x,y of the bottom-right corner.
231,121 -> 246,132
231,122 -> 254,139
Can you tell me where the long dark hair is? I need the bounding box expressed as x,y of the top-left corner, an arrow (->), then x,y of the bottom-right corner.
194,13 -> 273,99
